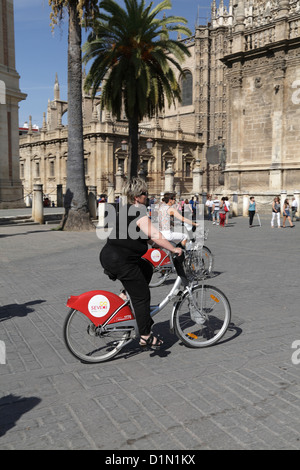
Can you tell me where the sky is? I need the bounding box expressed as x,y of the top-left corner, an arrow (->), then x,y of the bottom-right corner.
14,0 -> 214,128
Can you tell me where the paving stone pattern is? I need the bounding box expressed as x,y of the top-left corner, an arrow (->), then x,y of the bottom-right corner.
0,215 -> 300,450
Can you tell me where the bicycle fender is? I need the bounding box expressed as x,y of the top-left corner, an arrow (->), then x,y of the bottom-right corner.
142,248 -> 170,267
66,290 -> 134,327
169,302 -> 179,335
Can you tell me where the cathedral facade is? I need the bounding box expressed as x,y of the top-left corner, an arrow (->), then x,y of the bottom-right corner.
19,0 -> 300,211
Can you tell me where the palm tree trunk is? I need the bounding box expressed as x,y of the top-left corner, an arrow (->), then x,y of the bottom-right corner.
62,2 -> 94,230
128,115 -> 139,178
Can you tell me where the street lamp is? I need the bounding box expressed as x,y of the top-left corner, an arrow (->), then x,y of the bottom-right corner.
146,138 -> 153,150
121,140 -> 128,152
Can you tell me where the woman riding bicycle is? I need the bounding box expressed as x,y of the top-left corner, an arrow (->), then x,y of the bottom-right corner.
100,178 -> 182,350
158,192 -> 198,247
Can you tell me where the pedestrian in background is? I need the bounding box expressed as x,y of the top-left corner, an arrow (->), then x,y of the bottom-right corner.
291,197 -> 298,222
225,196 -> 230,225
219,197 -> 227,227
271,196 -> 281,228
282,199 -> 295,228
205,194 -> 213,221
212,195 -> 220,225
248,196 -> 256,228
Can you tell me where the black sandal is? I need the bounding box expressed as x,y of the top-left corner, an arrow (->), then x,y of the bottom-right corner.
139,333 -> 163,350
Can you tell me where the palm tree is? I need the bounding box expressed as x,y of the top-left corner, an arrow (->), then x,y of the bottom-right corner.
83,0 -> 191,178
49,0 -> 99,230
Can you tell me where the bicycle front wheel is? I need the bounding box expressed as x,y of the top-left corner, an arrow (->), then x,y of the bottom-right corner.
64,309 -> 131,363
174,284 -> 231,348
202,246 -> 214,274
149,265 -> 173,287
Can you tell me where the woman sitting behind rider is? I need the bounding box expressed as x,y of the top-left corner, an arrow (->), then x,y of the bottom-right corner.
100,178 -> 182,351
158,192 -> 198,247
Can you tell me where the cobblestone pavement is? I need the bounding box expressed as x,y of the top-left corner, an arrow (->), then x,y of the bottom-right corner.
0,214 -> 300,450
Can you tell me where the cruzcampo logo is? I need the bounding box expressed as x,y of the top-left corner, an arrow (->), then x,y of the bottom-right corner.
0,340 -> 6,364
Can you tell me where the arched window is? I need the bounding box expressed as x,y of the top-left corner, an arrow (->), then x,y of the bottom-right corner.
181,71 -> 193,106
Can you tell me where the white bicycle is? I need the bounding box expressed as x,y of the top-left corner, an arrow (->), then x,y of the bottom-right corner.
64,250 -> 231,363
142,229 -> 214,288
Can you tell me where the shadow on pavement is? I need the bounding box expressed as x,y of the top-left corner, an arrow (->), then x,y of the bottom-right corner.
77,316 -> 243,365
0,300 -> 46,322
0,230 -> 53,238
0,394 -> 41,438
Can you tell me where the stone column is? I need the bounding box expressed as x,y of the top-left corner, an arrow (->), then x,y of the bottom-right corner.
293,190 -> 300,218
97,202 -> 106,228
32,184 -> 44,224
243,193 -> 249,217
88,185 -> 97,219
57,184 -> 63,207
269,63 -> 286,191
192,159 -> 202,194
232,192 -> 238,217
107,182 -> 115,203
115,165 -> 124,195
164,161 -> 174,192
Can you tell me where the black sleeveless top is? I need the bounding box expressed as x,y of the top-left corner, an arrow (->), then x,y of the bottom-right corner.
106,203 -> 148,259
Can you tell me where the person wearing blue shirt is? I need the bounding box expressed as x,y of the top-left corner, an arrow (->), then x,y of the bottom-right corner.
248,196 -> 256,227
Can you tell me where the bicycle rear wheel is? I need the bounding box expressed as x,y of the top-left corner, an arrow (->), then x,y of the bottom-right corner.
173,284 -> 231,347
64,309 -> 131,363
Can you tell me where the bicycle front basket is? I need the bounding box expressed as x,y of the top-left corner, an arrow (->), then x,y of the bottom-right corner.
184,247 -> 206,282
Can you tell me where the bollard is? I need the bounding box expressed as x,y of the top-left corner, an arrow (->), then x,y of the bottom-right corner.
98,202 -> 106,228
232,192 -> 238,217
32,184 -> 44,224
88,186 -> 97,219
107,183 -> 115,203
57,184 -> 63,207
243,193 -> 249,217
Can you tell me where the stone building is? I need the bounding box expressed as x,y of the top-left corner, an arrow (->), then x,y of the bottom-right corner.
0,0 -> 26,208
222,0 -> 300,211
19,73 -> 203,206
19,0 -> 300,213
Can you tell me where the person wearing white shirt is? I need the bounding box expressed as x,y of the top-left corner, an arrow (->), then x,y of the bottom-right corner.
212,196 -> 220,225
205,195 -> 213,221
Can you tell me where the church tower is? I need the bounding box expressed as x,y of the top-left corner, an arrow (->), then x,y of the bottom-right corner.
0,0 -> 26,208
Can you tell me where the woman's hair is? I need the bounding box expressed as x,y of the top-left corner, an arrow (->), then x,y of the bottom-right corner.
162,192 -> 176,203
284,198 -> 289,205
123,177 -> 148,204
274,196 -> 280,202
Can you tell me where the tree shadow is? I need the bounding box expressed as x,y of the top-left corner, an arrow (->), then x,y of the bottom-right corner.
0,300 -> 46,322
0,230 -> 53,238
0,394 -> 41,438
